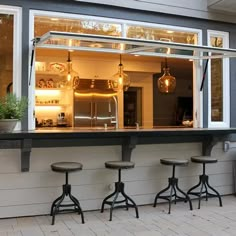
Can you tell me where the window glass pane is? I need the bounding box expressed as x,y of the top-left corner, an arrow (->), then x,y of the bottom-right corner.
34,16 -> 122,37
210,36 -> 223,122
126,25 -> 198,44
0,14 -> 13,97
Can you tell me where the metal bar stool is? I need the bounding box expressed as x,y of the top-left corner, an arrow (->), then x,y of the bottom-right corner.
50,162 -> 85,225
101,161 -> 139,221
153,158 -> 193,214
187,156 -> 222,209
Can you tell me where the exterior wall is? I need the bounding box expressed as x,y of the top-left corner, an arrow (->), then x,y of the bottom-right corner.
75,0 -> 236,24
0,0 -> 236,218
0,143 -> 234,217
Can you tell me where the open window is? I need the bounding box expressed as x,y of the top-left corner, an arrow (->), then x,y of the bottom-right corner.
29,11 -> 236,130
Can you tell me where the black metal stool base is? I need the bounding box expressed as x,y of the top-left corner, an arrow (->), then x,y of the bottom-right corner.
187,174 -> 222,209
50,173 -> 85,225
153,177 -> 193,214
101,179 -> 139,221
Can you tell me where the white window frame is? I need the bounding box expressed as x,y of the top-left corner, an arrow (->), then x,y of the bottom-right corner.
0,5 -> 22,129
0,5 -> 22,97
207,30 -> 230,128
29,10 -> 203,130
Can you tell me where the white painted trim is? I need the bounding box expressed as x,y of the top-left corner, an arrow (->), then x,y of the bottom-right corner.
28,11 -> 36,130
207,30 -> 230,128
0,5 -> 22,130
29,9 -> 203,129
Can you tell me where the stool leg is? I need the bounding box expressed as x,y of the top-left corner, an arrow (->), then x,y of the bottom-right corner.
168,185 -> 174,214
121,189 -> 139,219
153,182 -> 171,207
205,177 -> 223,207
187,177 -> 202,196
51,194 -> 66,225
198,180 -> 204,209
50,193 -> 64,216
101,186 -> 118,213
176,182 -> 193,211
109,188 -> 120,221
68,192 -> 85,224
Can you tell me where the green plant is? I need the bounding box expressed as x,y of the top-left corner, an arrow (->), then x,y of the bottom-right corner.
0,93 -> 28,119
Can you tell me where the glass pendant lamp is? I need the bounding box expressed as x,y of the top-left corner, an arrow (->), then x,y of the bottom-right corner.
157,58 -> 176,93
60,51 -> 79,89
111,54 -> 130,92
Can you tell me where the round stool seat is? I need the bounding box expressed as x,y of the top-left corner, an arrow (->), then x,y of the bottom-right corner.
191,156 -> 217,164
160,158 -> 189,166
51,162 -> 83,173
105,161 -> 135,169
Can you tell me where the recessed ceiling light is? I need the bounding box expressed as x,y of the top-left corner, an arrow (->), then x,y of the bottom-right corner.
51,18 -> 59,21
167,30 -> 174,34
134,54 -> 140,57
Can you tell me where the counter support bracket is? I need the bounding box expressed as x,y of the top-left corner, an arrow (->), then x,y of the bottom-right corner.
21,139 -> 32,172
202,135 -> 229,156
122,136 -> 138,161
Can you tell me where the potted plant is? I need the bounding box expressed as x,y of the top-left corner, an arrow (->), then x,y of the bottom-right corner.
0,93 -> 28,132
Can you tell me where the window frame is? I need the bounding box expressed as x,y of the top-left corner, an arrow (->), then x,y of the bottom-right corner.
0,5 -> 22,97
0,5 -> 22,130
29,10 -> 203,130
207,30 -> 230,128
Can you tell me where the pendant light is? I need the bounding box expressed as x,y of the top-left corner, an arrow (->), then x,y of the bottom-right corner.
111,54 -> 130,92
157,58 -> 176,93
61,51 -> 79,89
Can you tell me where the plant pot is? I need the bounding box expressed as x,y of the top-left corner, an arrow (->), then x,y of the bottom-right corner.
0,119 -> 18,133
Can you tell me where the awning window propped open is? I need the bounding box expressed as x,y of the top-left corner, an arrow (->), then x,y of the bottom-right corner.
34,31 -> 236,60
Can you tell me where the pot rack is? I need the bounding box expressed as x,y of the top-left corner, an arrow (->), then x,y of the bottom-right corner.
30,31 -> 236,90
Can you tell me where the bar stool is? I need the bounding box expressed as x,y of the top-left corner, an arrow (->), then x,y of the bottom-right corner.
101,161 -> 139,221
187,156 -> 222,209
153,158 -> 193,214
50,162 -> 85,225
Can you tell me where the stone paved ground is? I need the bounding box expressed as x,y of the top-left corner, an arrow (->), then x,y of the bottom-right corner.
1,196 -> 236,235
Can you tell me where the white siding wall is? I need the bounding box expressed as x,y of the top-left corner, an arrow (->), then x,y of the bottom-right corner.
0,142 -> 234,218
75,0 -> 236,24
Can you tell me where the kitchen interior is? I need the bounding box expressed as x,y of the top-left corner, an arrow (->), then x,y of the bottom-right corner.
35,49 -> 193,130
33,16 -> 194,130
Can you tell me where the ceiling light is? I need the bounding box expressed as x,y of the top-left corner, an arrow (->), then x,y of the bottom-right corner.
111,54 -> 130,92
157,58 -> 176,94
60,51 -> 79,89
